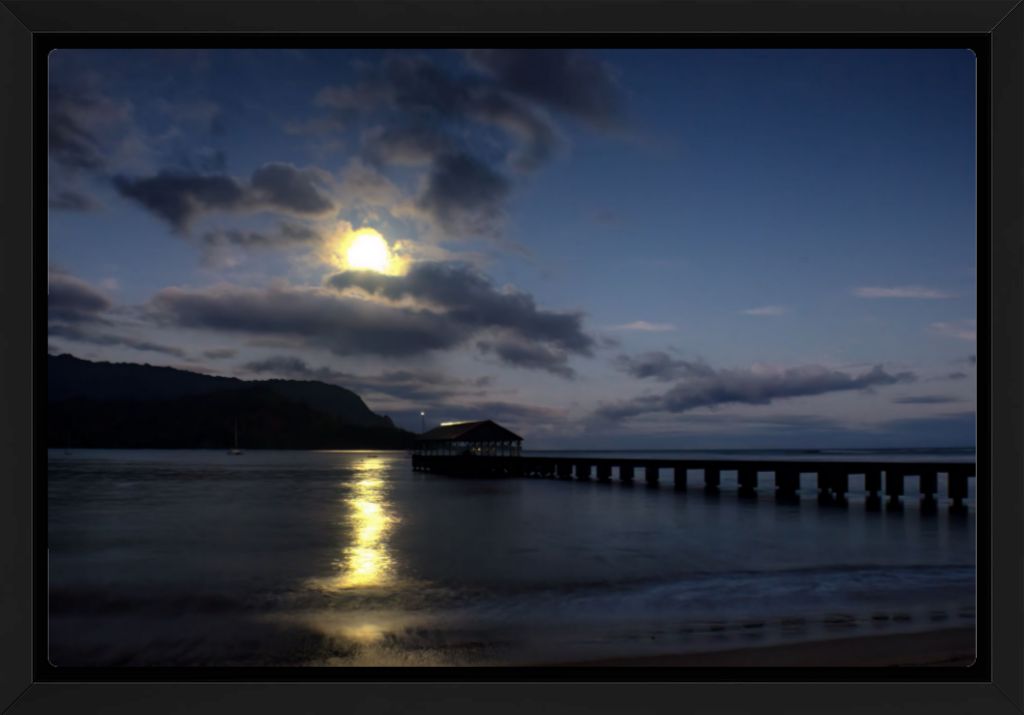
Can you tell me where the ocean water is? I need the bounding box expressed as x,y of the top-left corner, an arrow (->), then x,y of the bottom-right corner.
47,449 -> 976,667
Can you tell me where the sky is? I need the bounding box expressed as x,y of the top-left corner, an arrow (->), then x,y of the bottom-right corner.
47,48 -> 977,449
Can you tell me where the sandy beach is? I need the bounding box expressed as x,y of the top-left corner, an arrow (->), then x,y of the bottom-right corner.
551,627 -> 976,668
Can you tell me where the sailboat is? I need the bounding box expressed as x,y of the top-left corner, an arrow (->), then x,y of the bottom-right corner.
228,420 -> 243,456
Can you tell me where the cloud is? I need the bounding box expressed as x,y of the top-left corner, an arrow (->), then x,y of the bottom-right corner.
361,122 -> 454,167
49,82 -> 134,171
113,172 -> 246,229
48,269 -> 190,358
422,400 -> 566,434
249,163 -> 335,216
594,363 -> 916,422
243,354 -> 492,403
609,321 -> 677,332
146,282 -> 464,357
113,162 -> 335,231
202,348 -> 238,360
284,117 -> 346,137
465,49 -> 625,128
930,320 -> 976,342
147,261 -> 594,374
48,323 -> 187,358
307,51 -> 625,240
326,261 -> 594,355
48,270 -> 113,324
891,395 -> 959,405
854,286 -> 954,299
336,159 -> 404,208
477,339 -> 576,378
156,98 -> 222,133
48,189 -> 99,212
741,305 -> 787,316
197,223 -> 324,266
48,74 -> 154,181
613,351 -> 712,382
321,55 -> 563,171
465,90 -> 560,171
411,151 -> 511,238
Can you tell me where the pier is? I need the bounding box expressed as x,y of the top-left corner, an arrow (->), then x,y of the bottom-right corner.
411,454 -> 977,514
411,420 -> 975,514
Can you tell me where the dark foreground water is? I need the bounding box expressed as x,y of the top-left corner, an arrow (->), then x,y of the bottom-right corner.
47,449 -> 976,667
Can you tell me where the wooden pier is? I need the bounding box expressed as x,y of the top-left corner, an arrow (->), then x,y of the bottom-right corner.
411,454 -> 977,514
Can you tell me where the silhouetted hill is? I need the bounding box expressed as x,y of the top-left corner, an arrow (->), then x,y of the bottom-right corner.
48,354 -> 414,449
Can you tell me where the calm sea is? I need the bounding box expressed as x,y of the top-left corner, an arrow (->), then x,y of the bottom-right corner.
47,448 -> 976,667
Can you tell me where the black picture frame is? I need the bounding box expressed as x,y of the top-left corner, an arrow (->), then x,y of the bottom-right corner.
2,1 -> 1021,713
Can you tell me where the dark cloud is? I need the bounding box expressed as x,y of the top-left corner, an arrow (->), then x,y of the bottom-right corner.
48,270 -> 190,358
48,270 -> 112,324
469,91 -> 559,171
200,223 -> 321,251
156,98 -> 222,134
369,56 -> 562,166
147,261 -> 593,373
465,49 -> 624,128
243,355 -> 493,404
420,400 -> 565,433
891,395 -> 959,405
49,83 -> 131,171
414,152 -> 511,237
337,159 -> 403,207
48,323 -> 187,358
112,172 -> 247,230
361,123 -> 453,167
366,56 -> 562,172
327,261 -> 594,355
594,363 -> 916,422
477,340 -> 575,378
245,355 -> 332,380
196,223 -> 324,266
946,371 -> 968,380
613,351 -> 714,382
48,188 -> 99,212
313,52 -> 608,239
284,116 -> 346,137
202,348 -> 238,360
249,163 -> 335,216
146,283 -> 466,358
113,163 -> 335,231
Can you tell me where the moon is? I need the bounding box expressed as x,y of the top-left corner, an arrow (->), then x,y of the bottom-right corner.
345,229 -> 391,273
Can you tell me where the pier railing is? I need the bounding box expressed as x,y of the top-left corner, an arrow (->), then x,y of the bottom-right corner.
411,454 -> 976,513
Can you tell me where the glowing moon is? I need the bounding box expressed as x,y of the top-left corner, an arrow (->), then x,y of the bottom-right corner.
345,229 -> 391,273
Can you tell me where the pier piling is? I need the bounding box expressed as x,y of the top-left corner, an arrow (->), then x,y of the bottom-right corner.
738,467 -> 757,498
674,466 -> 688,491
645,464 -> 659,486
775,469 -> 800,501
410,453 -> 974,518
949,471 -> 969,515
704,467 -> 721,493
886,470 -> 904,511
865,469 -> 882,511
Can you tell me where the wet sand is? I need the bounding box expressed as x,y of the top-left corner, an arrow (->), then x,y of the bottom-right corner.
550,627 -> 975,667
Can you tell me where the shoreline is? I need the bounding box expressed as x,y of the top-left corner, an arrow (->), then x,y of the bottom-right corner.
545,627 -> 975,668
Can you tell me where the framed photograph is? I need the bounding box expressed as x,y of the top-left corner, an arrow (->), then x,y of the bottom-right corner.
1,1 -> 1021,713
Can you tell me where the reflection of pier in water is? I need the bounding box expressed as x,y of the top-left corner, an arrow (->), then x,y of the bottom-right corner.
411,454 -> 976,515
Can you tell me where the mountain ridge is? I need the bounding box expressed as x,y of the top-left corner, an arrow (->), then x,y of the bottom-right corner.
47,353 -> 414,449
